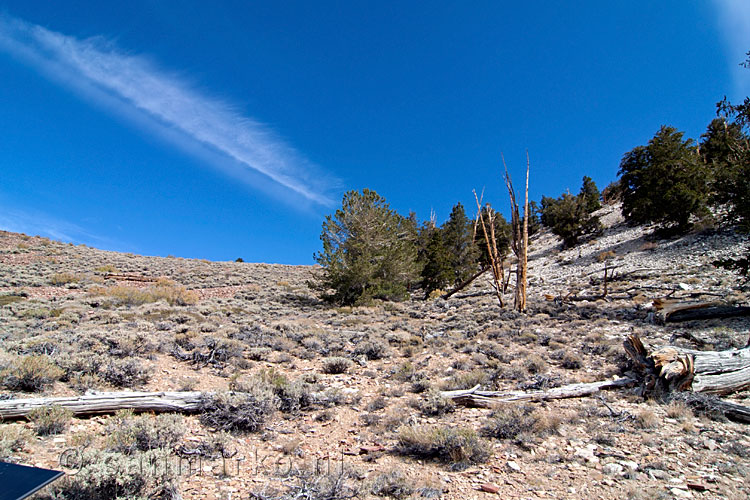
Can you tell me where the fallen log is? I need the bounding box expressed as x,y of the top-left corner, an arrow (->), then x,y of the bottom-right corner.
653,300 -> 750,323
668,392 -> 750,424
624,335 -> 750,423
104,274 -> 160,283
624,335 -> 750,395
0,391 -> 203,420
440,377 -> 635,408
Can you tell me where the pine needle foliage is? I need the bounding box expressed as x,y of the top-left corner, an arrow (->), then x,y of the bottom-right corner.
618,126 -> 708,231
312,189 -> 421,305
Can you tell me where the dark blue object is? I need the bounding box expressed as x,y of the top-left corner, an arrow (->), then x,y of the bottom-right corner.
0,461 -> 64,500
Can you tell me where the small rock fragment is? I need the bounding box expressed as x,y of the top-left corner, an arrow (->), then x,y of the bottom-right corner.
480,483 -> 500,494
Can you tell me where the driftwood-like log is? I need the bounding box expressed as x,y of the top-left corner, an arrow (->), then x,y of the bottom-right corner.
440,378 -> 635,408
0,391 -> 203,420
104,274 -> 160,283
624,335 -> 750,395
654,300 -> 750,323
669,392 -> 750,424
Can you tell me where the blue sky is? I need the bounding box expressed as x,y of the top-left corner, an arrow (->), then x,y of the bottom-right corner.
1,1 -> 749,264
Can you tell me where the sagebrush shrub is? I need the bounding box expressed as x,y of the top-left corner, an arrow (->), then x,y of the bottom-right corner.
102,358 -> 151,388
322,356 -> 352,374
481,404 -> 539,440
0,425 -> 32,462
49,449 -> 176,499
199,391 -> 276,432
29,405 -> 73,435
370,468 -> 414,499
397,425 -> 489,467
2,355 -> 63,392
106,410 -> 185,454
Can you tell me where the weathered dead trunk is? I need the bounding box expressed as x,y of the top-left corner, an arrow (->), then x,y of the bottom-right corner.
503,153 -> 529,312
440,378 -> 634,408
624,335 -> 750,396
0,391 -> 203,420
654,300 -> 750,323
473,190 -> 504,307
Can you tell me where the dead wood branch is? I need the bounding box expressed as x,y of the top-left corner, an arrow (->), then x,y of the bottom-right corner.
439,378 -> 635,408
441,266 -> 490,300
0,391 -> 204,420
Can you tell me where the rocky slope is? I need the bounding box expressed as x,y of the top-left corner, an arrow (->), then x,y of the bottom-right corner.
0,203 -> 749,500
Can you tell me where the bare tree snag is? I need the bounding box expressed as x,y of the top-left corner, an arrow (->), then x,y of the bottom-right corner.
0,391 -> 204,420
440,378 -> 634,408
473,190 -> 504,307
503,153 -> 529,312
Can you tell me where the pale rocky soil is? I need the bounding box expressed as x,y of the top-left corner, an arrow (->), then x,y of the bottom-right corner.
1,203 -> 749,500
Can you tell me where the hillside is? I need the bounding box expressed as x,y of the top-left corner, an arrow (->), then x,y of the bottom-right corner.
1,203 -> 749,500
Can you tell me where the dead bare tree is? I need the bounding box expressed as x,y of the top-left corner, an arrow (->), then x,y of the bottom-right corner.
503,152 -> 529,312
473,190 -> 504,306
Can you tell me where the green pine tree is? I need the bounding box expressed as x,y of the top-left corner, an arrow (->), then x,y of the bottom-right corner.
618,126 -> 708,231
312,189 -> 422,305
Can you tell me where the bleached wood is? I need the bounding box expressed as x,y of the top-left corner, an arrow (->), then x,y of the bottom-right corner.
0,391 -> 204,420
440,378 -> 635,408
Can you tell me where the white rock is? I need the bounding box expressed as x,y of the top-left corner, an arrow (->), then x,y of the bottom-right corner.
670,487 -> 692,498
603,463 -> 624,476
507,460 -> 521,473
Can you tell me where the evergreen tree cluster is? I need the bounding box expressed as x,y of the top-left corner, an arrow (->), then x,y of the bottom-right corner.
312,191 -> 510,305
618,52 -> 750,234
539,176 -> 602,248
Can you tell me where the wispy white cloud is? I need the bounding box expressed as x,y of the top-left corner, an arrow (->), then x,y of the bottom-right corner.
712,0 -> 750,96
0,14 -> 336,206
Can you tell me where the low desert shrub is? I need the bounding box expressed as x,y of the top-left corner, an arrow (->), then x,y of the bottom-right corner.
353,339 -> 388,360
49,448 -> 176,499
92,279 -> 198,307
0,295 -> 25,306
321,356 -> 352,374
370,468 -> 414,499
635,408 -> 658,429
524,354 -> 548,374
95,264 -> 118,273
397,425 -> 489,468
481,404 -> 556,440
367,396 -> 389,412
665,400 -> 693,422
49,272 -> 79,286
0,425 -> 32,462
252,469 -> 358,500
230,368 -> 314,414
418,389 -> 455,417
444,369 -> 487,390
102,358 -> 152,388
199,391 -> 275,432
107,411 -> 186,454
2,355 -> 63,392
56,353 -> 104,382
561,351 -> 583,370
28,405 -> 73,436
